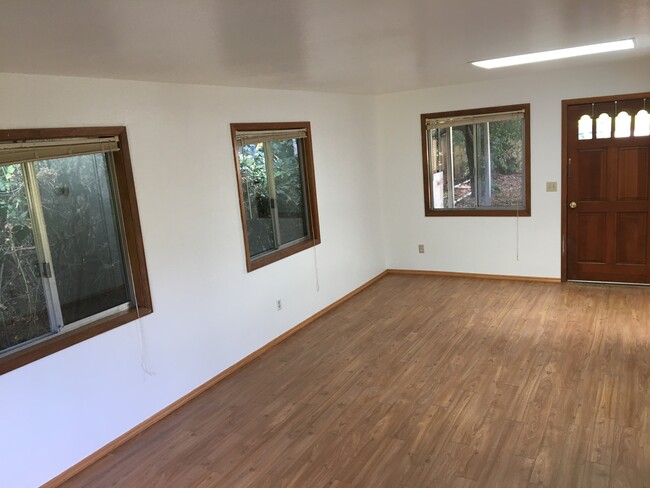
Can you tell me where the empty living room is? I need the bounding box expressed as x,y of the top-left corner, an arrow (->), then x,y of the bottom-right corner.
1,1 -> 650,487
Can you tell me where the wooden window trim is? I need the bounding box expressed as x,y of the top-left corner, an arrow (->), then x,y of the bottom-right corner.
421,103 -> 531,217
0,126 -> 152,375
230,122 -> 321,272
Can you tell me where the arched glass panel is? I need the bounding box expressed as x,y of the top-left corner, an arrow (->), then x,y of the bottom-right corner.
596,113 -> 612,139
635,109 -> 650,137
614,111 -> 631,138
578,114 -> 592,140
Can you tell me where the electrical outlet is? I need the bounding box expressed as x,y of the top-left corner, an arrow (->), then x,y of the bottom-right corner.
546,181 -> 558,192
418,244 -> 425,254
276,299 -> 282,311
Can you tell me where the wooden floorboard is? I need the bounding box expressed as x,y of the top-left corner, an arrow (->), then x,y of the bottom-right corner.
60,275 -> 650,488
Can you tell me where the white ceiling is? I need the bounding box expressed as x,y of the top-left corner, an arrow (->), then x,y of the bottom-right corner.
1,0 -> 649,95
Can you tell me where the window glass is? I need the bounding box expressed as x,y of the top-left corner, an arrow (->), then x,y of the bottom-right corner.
0,164 -> 51,351
271,139 -> 308,244
232,123 -> 320,271
34,154 -> 130,325
423,106 -> 528,214
635,110 -> 650,137
596,113 -> 612,139
237,138 -> 309,257
1,152 -> 132,355
578,115 -> 593,140
238,143 -> 275,257
614,111 -> 632,138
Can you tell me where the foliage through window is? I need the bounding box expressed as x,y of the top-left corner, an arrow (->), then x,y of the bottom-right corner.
231,122 -> 320,271
0,128 -> 151,374
421,104 -> 531,216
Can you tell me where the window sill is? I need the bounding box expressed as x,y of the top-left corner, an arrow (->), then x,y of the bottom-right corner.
0,305 -> 152,375
248,238 -> 321,272
425,208 -> 531,217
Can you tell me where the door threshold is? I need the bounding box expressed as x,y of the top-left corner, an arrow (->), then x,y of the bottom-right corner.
568,280 -> 650,287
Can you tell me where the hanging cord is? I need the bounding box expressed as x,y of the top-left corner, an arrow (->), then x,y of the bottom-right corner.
307,179 -> 320,292
312,240 -> 321,292
301,139 -> 320,292
132,276 -> 153,376
133,289 -> 154,376
516,205 -> 520,262
108,151 -> 154,377
515,122 -> 525,262
137,325 -> 154,376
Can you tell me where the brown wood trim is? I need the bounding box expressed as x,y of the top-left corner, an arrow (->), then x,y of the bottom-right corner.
561,99 -> 569,282
230,121 -> 321,272
0,307 -> 151,376
113,128 -> 152,309
420,208 -> 531,217
0,126 -> 130,141
421,103 -> 531,217
560,91 -> 650,106
0,126 -> 152,375
248,238 -> 321,271
421,112 -> 431,216
387,269 -> 561,283
42,270 -> 388,487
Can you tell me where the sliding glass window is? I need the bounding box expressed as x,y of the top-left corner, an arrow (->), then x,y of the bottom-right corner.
421,104 -> 531,216
231,122 -> 320,271
0,128 -> 152,374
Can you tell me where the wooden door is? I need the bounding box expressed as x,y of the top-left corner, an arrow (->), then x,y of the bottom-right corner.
566,96 -> 650,283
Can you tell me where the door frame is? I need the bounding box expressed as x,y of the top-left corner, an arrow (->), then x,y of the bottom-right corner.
561,91 -> 650,282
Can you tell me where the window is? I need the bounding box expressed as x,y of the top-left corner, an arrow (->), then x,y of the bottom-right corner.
0,127 -> 151,374
596,113 -> 612,139
231,122 -> 320,271
421,104 -> 531,216
578,108 -> 650,139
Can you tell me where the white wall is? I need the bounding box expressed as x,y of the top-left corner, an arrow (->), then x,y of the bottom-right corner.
2,57 -> 650,487
0,73 -> 385,487
377,58 -> 650,278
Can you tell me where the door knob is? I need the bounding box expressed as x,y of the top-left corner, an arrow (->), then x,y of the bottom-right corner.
569,201 -> 577,209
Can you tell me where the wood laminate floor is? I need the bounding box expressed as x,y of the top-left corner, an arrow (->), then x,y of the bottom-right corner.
62,275 -> 650,487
